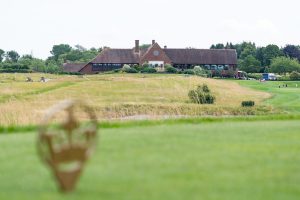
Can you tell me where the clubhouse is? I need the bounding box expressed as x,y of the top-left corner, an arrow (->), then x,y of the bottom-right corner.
63,40 -> 238,75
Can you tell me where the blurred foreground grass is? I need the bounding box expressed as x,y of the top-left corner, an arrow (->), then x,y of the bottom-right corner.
1,119 -> 300,200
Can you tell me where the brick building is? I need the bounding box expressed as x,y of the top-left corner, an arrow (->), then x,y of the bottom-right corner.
63,40 -> 238,75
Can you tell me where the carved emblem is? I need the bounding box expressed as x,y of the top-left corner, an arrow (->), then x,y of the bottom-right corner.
37,100 -> 98,192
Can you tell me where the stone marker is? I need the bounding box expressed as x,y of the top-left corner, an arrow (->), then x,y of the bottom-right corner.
37,100 -> 98,192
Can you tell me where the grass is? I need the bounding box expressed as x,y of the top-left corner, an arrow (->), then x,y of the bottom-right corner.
1,119 -> 300,200
237,80 -> 300,113
1,74 -> 300,199
0,73 -> 270,126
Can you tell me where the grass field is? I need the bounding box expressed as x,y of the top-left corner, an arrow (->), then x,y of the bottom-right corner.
1,118 -> 300,200
237,80 -> 300,113
0,73 -> 271,126
1,73 -> 300,199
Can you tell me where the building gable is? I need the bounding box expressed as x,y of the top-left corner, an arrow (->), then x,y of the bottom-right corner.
140,43 -> 172,65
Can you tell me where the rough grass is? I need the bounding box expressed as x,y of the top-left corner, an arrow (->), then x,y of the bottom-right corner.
0,73 -> 270,126
1,119 -> 300,200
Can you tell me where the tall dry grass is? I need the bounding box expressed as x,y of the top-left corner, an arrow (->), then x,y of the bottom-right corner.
0,73 -> 271,126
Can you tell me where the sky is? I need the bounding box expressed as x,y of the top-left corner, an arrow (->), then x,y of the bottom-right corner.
1,0 -> 300,59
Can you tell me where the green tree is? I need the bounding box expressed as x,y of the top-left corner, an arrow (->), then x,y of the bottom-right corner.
210,43 -> 224,49
240,43 -> 256,59
0,49 -> 4,62
239,55 -> 261,73
263,44 -> 282,66
256,47 -> 265,66
50,44 -> 72,60
283,45 -> 300,61
6,50 -> 20,62
270,57 -> 300,74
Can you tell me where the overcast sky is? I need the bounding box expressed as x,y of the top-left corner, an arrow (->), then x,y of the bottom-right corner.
1,0 -> 300,59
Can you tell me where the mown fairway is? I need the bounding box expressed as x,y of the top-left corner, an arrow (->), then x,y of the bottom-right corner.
0,73 -> 269,126
1,119 -> 300,200
237,80 -> 300,113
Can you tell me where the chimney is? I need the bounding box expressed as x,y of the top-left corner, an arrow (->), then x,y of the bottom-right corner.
135,40 -> 139,53
164,45 -> 167,49
152,40 -> 155,45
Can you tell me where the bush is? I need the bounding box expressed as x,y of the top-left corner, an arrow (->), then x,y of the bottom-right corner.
142,63 -> 150,69
124,68 -> 138,73
183,69 -> 195,75
290,71 -> 300,80
247,73 -> 261,80
122,64 -> 131,70
122,64 -> 138,73
141,67 -> 157,73
188,84 -> 215,104
193,66 -> 209,77
132,64 -> 142,71
241,101 -> 255,107
165,65 -> 177,73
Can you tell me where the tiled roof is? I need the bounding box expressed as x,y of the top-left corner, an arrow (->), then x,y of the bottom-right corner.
164,49 -> 237,65
63,63 -> 86,72
91,48 -> 139,64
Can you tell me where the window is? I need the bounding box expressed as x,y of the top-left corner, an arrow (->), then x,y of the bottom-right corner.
211,65 -> 217,70
218,65 -> 224,70
153,50 -> 159,56
204,65 -> 210,70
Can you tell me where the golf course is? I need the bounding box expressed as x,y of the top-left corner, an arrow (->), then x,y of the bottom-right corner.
0,73 -> 300,200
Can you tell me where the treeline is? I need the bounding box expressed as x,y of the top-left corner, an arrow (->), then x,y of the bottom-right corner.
1,42 -> 300,75
0,44 -> 101,73
211,42 -> 300,74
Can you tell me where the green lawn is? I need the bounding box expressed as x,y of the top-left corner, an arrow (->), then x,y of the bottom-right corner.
1,119 -> 300,200
237,80 -> 300,113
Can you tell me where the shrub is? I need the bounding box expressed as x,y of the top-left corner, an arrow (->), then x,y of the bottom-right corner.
193,66 -> 209,77
241,101 -> 255,107
124,68 -> 138,73
141,67 -> 157,73
183,69 -> 195,75
188,84 -> 215,104
247,73 -> 261,80
122,64 -> 131,70
142,63 -> 150,69
132,64 -> 142,71
165,65 -> 177,73
290,71 -> 300,80
122,65 -> 138,73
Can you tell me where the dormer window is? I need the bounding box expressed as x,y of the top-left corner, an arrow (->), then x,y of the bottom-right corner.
153,50 -> 159,56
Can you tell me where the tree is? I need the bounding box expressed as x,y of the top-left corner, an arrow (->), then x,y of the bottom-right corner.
240,42 -> 256,59
6,50 -> 20,62
256,47 -> 265,66
263,44 -> 282,66
50,44 -> 72,60
18,55 -> 46,72
270,57 -> 300,74
282,45 -> 300,61
0,49 -> 4,62
210,43 -> 224,49
290,71 -> 300,80
239,55 -> 261,73
225,42 -> 234,49
74,44 -> 87,52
